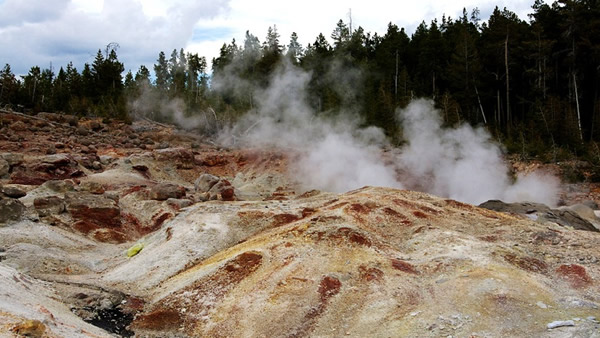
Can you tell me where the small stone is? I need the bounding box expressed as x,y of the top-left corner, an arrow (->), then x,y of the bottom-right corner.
536,301 -> 548,309
1,185 -> 26,198
149,183 -> 186,201
10,120 -> 28,131
99,155 -> 114,165
43,180 -> 75,193
76,126 -> 89,136
547,320 -> 575,329
89,121 -> 102,131
166,198 -> 193,210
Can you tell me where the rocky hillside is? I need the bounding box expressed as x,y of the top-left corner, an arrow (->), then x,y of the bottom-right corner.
0,111 -> 599,337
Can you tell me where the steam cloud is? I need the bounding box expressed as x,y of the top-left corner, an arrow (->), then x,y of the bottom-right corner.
214,60 -> 560,206
130,84 -> 219,133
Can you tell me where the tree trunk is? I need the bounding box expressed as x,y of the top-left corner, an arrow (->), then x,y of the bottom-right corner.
505,33 -> 510,131
475,84 -> 487,124
394,49 -> 398,99
432,72 -> 436,99
573,72 -> 583,141
32,79 -> 37,103
494,72 -> 500,125
540,107 -> 557,162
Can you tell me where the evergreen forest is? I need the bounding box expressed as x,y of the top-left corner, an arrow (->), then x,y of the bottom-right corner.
1,1 -> 600,161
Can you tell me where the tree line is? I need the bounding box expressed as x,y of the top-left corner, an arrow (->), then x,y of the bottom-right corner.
1,0 -> 599,160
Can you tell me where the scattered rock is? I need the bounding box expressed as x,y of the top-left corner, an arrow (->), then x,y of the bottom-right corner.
156,141 -> 170,149
209,179 -> 235,201
10,120 -> 28,131
43,179 -> 76,193
41,153 -> 73,166
80,181 -> 106,195
64,115 -> 79,127
89,121 -> 103,131
0,198 -> 26,224
1,185 -> 26,198
166,198 -> 193,210
194,173 -> 220,192
149,183 -> 186,201
77,126 -> 89,136
0,157 -> 9,177
34,196 -> 66,217
0,152 -> 24,167
153,147 -> 194,169
99,155 -> 114,165
547,320 -> 575,329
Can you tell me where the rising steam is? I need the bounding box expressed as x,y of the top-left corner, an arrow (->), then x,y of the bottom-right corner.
129,83 -> 219,133
214,61 -> 560,206
395,100 -> 559,205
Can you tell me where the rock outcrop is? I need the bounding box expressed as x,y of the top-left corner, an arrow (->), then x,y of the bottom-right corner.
479,200 -> 600,232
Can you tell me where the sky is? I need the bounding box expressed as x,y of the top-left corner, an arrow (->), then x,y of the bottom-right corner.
0,0 -> 551,77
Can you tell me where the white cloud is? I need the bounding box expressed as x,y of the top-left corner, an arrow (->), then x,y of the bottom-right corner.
0,0 -> 549,76
0,0 -> 229,75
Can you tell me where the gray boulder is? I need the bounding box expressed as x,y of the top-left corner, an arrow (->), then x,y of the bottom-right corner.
149,183 -> 186,201
1,185 -> 26,198
0,153 -> 24,167
194,173 -> 220,192
0,198 -> 26,224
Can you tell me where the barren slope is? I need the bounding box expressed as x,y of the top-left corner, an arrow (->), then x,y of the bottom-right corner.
0,111 -> 599,337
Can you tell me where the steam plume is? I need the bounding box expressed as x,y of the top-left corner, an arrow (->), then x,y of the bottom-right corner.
214,61 -> 560,206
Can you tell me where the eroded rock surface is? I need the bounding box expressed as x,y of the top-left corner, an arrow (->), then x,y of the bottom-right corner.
480,200 -> 600,232
0,110 -> 599,337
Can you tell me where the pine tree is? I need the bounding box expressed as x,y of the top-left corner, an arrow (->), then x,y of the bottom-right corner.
154,51 -> 170,94
21,66 -> 41,107
286,32 -> 304,65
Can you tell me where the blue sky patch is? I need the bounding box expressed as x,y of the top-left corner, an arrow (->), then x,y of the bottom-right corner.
191,27 -> 233,42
